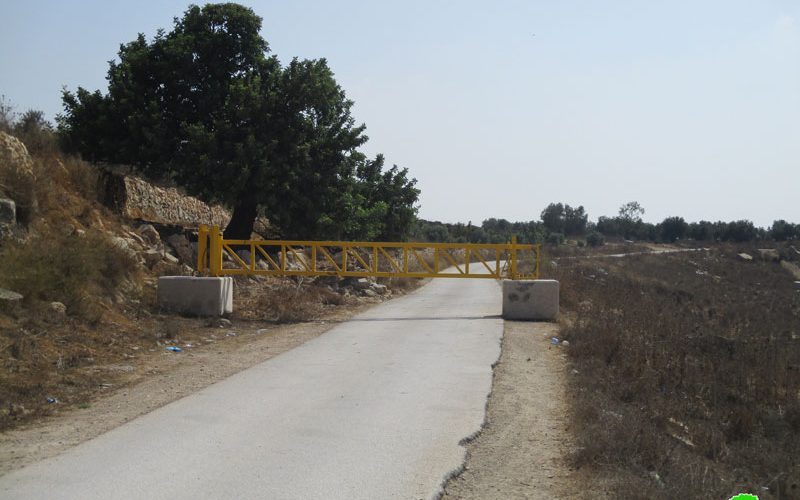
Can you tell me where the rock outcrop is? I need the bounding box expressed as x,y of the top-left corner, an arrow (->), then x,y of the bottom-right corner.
0,132 -> 34,179
0,132 -> 36,224
99,170 -> 230,228
0,198 -> 15,226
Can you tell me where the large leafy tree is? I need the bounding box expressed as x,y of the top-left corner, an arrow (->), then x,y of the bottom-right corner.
58,3 -> 417,240
540,202 -> 588,236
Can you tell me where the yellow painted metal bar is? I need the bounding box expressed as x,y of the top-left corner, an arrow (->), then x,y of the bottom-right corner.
256,244 -> 280,270
209,225 -> 222,276
510,236 -> 518,280
197,226 -> 541,280
349,247 -> 371,271
197,224 -> 209,273
221,238 -> 529,252
312,246 -> 317,273
472,249 -> 495,276
379,247 -> 402,273
318,246 -> 342,273
223,243 -> 250,270
287,245 -> 312,272
411,248 -> 434,274
440,250 -> 464,274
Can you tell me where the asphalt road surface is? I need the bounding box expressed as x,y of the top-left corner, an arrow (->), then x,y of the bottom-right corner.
0,277 -> 503,499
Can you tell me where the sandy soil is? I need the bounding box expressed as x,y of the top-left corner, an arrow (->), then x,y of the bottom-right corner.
0,302 -> 377,476
441,321 -> 596,500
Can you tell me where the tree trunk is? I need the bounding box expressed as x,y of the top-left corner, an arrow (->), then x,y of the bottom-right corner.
223,195 -> 258,240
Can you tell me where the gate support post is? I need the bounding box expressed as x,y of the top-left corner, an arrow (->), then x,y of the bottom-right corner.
209,225 -> 223,277
197,225 -> 209,274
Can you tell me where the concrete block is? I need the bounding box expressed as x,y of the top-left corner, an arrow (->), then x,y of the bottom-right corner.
502,279 -> 559,321
157,276 -> 233,316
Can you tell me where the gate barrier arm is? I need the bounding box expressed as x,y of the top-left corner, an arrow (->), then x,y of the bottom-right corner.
196,225 -> 540,280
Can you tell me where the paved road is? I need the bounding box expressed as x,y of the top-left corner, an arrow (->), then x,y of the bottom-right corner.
0,277 -> 503,500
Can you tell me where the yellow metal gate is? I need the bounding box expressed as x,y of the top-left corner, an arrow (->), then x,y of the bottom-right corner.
196,225 -> 540,280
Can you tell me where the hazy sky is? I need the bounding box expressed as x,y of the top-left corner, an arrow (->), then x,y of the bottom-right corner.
2,0 -> 798,226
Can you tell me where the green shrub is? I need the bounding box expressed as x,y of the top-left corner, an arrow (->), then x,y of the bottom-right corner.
546,232 -> 565,245
586,231 -> 605,247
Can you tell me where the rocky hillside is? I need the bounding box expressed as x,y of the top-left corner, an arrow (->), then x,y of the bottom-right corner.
0,130 -> 413,430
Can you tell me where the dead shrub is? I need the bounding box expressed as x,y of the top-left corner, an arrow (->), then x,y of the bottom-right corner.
252,283 -> 327,323
386,277 -> 422,292
0,229 -> 138,320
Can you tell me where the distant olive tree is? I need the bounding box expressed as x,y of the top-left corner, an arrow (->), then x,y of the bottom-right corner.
658,216 -> 688,243
771,220 -> 797,241
540,202 -> 588,236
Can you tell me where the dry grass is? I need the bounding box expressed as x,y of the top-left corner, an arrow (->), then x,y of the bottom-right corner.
236,279 -> 351,323
0,231 -> 138,323
551,243 -> 800,499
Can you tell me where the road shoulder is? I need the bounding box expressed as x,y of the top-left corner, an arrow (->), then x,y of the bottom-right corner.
0,302 -> 379,476
441,320 -> 588,499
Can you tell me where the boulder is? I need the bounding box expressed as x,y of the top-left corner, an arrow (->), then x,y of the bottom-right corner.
0,288 -> 23,313
138,224 -> 161,246
162,252 -> 180,265
0,198 -> 16,226
0,132 -> 36,223
353,278 -> 372,290
0,288 -> 23,302
98,169 -> 230,228
757,249 -> 780,262
166,233 -> 194,264
0,132 -> 34,178
371,283 -> 389,295
126,231 -> 146,246
49,301 -> 67,316
142,249 -> 163,268
361,288 -> 378,298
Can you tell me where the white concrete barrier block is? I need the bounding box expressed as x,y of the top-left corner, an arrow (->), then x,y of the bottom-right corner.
157,276 -> 233,316
502,279 -> 559,321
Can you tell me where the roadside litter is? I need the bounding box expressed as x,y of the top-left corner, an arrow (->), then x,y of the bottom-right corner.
166,346 -> 182,353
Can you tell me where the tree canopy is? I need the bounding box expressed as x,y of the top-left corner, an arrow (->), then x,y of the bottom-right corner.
58,3 -> 418,240
540,202 -> 588,236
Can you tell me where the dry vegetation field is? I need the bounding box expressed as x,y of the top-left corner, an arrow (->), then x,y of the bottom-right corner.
547,243 -> 800,499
